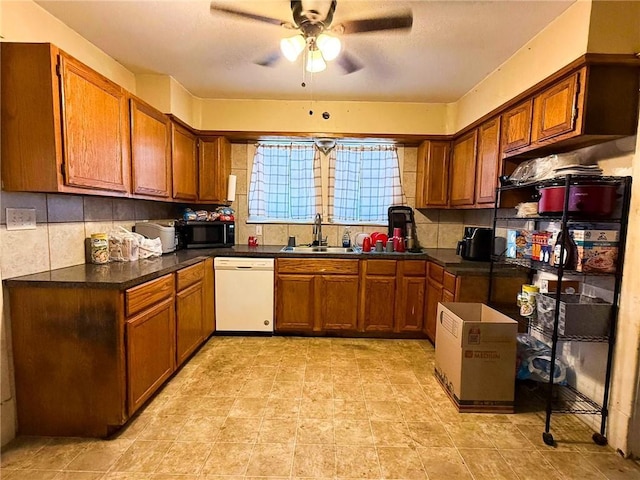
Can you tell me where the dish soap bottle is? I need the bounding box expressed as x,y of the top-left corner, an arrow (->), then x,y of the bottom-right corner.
342,226 -> 351,248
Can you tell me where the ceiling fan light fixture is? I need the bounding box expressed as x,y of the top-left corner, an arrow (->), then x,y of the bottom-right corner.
306,46 -> 326,73
316,33 -> 341,61
280,34 -> 306,62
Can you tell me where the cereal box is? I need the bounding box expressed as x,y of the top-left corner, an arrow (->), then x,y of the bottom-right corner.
506,229 -> 531,259
570,229 -> 619,273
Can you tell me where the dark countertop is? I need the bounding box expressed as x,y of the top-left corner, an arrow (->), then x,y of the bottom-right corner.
4,246 -> 494,290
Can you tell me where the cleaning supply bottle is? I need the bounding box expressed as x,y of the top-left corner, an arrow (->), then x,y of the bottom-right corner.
342,226 -> 351,247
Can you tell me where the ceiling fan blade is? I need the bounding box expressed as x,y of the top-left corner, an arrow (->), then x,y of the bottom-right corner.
255,50 -> 282,68
210,3 -> 288,27
336,13 -> 413,35
336,51 -> 362,75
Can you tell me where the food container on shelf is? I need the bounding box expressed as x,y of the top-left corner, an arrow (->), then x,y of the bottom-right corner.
536,293 -> 611,337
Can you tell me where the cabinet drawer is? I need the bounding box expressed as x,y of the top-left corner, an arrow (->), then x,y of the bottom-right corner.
443,271 -> 457,293
176,262 -> 205,291
277,259 -> 359,275
126,274 -> 175,317
403,260 -> 426,276
364,260 -> 397,276
428,263 -> 444,284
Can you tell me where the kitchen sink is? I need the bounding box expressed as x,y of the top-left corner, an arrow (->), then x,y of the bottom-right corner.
280,246 -> 356,254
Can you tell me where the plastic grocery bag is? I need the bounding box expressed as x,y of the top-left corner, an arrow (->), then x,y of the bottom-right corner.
108,227 -> 140,262
136,234 -> 163,259
516,334 -> 568,385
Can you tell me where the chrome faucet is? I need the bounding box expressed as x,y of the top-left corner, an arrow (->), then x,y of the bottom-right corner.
312,213 -> 323,246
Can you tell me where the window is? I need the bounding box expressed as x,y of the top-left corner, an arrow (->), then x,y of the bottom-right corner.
248,141 -> 405,224
329,144 -> 405,223
248,143 -> 320,221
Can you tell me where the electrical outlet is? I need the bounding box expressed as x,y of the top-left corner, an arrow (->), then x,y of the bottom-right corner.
255,225 -> 263,235
6,208 -> 37,231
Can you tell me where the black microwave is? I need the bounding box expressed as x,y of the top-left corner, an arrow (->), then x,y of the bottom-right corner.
176,221 -> 235,249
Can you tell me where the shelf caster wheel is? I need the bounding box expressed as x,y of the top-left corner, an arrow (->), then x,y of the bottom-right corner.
592,433 -> 608,446
542,432 -> 555,446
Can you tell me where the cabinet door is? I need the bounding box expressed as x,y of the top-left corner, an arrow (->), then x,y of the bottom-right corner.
59,53 -> 130,193
501,100 -> 533,152
171,123 -> 198,201
416,141 -> 450,208
475,117 -> 501,205
176,281 -> 205,366
199,137 -> 231,203
320,275 -> 359,331
396,276 -> 426,332
424,278 -> 443,343
275,274 -> 315,332
126,297 -> 175,414
449,130 -> 478,206
361,276 -> 396,332
203,258 -> 215,337
442,288 -> 455,303
532,72 -> 579,142
130,97 -> 171,198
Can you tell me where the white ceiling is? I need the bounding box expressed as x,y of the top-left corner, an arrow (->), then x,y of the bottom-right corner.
36,0 -> 574,103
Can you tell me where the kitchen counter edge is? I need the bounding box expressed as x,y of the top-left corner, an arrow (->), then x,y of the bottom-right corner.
3,246 -> 496,290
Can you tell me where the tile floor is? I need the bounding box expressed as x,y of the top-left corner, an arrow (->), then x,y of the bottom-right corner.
2,336 -> 640,479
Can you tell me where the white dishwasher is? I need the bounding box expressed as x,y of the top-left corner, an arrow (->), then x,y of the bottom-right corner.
214,257 -> 274,332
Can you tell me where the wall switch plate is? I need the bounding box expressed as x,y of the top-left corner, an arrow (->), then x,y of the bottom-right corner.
255,225 -> 263,235
6,208 -> 37,231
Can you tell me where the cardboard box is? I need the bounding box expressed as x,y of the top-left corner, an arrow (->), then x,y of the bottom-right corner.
506,229 -> 531,259
570,229 -> 619,273
434,303 -> 518,413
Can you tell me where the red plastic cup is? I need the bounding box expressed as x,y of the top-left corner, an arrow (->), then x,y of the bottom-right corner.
362,236 -> 372,252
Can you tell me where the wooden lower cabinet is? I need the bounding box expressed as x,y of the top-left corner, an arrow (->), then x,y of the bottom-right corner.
424,278 -> 443,342
275,274 -> 316,332
7,259 -> 213,437
126,296 -> 175,414
360,260 -> 397,333
320,275 -> 359,331
395,260 -> 426,333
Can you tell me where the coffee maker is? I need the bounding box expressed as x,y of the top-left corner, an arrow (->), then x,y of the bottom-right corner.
387,206 -> 420,252
456,226 -> 493,261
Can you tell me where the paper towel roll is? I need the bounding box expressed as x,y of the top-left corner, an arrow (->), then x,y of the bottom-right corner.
227,174 -> 237,202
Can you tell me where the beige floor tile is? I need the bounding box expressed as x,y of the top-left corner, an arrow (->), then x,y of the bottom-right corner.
360,370 -> 391,385
392,384 -> 428,402
442,421 -> 494,448
541,451 -> 608,479
258,418 -> 297,444
335,445 -> 381,479
238,379 -> 274,398
1,470 -> 59,480
304,366 -> 333,382
176,414 -> 225,442
386,372 -> 420,385
416,446 -> 472,480
297,418 -> 335,444
478,421 -> 535,449
515,424 -> 581,451
499,449 -> 563,480
397,400 -> 436,422
270,380 -> 304,398
154,441 -> 212,475
292,444 -> 337,477
367,400 -> 404,421
20,438 -> 89,470
300,398 -> 334,418
583,452 -> 640,480
245,443 -> 294,477
370,420 -> 414,446
217,417 -> 262,443
193,396 -> 236,417
0,436 -> 53,469
303,382 -> 334,399
334,419 -> 374,445
377,446 -> 427,479
276,366 -> 305,382
334,399 -> 369,419
458,448 -> 519,480
406,420 -> 454,447
54,472 -> 105,479
136,414 -> 189,441
334,382 -> 365,400
64,439 -> 132,472
229,397 -> 269,417
200,442 -> 254,475
264,398 -> 301,418
246,366 -> 279,382
111,440 -> 172,473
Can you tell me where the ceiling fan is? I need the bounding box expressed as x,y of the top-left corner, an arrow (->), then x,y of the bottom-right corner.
209,1 -> 413,74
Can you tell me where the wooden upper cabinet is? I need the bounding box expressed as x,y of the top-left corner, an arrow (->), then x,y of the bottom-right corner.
475,117 -> 502,205
415,141 -> 450,208
171,122 -> 198,201
532,71 -> 579,143
130,97 -> 171,198
449,129 -> 478,206
501,100 -> 533,153
199,136 -> 231,203
1,43 -> 130,195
